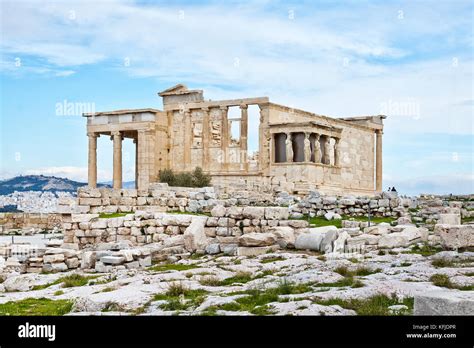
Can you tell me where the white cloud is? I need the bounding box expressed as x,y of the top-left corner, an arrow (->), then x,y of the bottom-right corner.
386,173 -> 474,196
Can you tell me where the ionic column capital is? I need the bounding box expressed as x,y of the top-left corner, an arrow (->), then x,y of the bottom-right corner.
239,104 -> 248,110
87,132 -> 99,138
111,131 -> 122,137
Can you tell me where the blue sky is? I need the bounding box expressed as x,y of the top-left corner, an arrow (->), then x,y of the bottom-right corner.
0,0 -> 472,195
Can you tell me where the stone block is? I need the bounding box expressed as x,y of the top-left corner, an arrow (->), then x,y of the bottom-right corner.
434,224 -> 474,249
264,207 -> 289,220
100,256 -> 126,265
71,214 -> 99,223
43,254 -> 65,263
414,291 -> 474,315
242,206 -> 265,219
237,245 -> 279,256
438,214 -> 461,225
238,232 -> 277,247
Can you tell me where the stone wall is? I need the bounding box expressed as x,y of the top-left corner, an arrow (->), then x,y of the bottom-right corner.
61,206 -> 301,251
58,186 -> 474,225
0,213 -> 62,234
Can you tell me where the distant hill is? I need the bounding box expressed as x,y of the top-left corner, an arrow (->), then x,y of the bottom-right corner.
100,181 -> 136,189
0,175 -> 111,195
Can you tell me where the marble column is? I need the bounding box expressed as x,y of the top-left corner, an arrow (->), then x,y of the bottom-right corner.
137,129 -> 146,190
112,131 -> 122,189
240,104 -> 248,170
334,137 -> 340,166
375,130 -> 383,191
220,106 -> 229,170
133,137 -> 138,189
87,132 -> 98,188
201,107 -> 210,171
258,104 -> 270,174
184,110 -> 192,170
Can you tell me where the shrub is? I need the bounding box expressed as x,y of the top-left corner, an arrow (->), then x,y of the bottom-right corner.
158,168 -> 175,185
158,167 -> 211,188
191,167 -> 211,187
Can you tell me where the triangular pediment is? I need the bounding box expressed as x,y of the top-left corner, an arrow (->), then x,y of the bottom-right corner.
158,84 -> 188,96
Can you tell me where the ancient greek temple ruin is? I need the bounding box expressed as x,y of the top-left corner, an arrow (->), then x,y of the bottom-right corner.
84,84 -> 385,195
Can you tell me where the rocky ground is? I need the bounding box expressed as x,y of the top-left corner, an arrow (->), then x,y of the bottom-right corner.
1,246 -> 472,316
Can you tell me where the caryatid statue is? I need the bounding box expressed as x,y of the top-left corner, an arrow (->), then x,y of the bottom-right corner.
285,133 -> 293,162
323,136 -> 331,165
304,133 -> 311,162
314,134 -> 321,163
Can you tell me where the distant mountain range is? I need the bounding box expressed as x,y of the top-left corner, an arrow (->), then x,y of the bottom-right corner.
0,175 -> 135,195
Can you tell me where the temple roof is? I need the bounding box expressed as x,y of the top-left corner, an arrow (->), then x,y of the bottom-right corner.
158,84 -> 203,97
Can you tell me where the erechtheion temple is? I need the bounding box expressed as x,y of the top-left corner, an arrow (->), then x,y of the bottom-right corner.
84,84 -> 385,195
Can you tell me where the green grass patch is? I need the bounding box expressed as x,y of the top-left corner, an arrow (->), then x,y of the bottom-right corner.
431,259 -> 456,268
32,274 -> 98,290
206,272 -> 253,286
403,243 -> 443,257
261,256 -> 286,264
149,263 -> 201,272
89,275 -> 117,285
313,294 -> 413,315
462,216 -> 474,224
199,270 -> 275,287
153,283 -> 209,311
205,280 -> 313,315
101,287 -> 115,293
0,298 -> 73,316
101,302 -> 126,312
315,277 -> 364,288
98,212 -> 132,218
348,258 -> 360,263
291,214 -> 396,228
334,266 -> 382,277
348,215 -> 396,224
430,274 -> 474,291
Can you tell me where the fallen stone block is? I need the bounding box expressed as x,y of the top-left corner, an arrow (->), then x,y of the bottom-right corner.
237,245 -> 279,257
238,232 -> 277,247
100,256 -> 126,265
434,224 -> 474,249
414,290 -> 474,315
438,214 -> 461,225
184,217 -> 208,252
